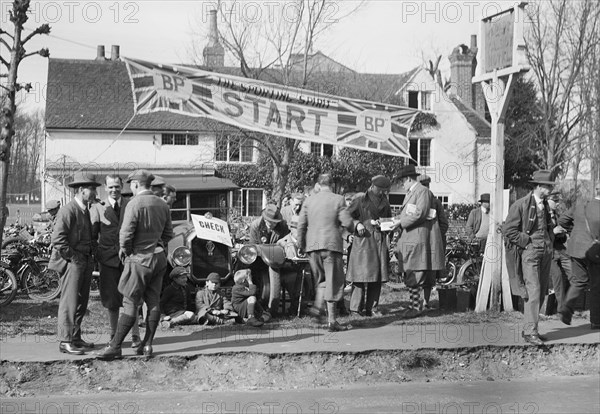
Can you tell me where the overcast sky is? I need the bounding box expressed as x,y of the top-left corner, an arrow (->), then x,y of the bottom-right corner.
2,0 -> 513,109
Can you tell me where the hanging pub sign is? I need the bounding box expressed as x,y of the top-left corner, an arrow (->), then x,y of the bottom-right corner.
124,58 -> 420,158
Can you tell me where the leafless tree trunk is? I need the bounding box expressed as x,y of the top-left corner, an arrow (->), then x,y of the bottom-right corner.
525,0 -> 600,175
1,0 -> 50,244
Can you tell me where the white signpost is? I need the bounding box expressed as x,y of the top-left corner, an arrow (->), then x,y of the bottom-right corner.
473,3 -> 529,312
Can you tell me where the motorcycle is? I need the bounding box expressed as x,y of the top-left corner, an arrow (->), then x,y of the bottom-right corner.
438,237 -> 482,287
2,223 -> 35,249
0,239 -> 61,305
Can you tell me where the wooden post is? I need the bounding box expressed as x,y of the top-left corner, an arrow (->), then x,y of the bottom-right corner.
473,3 -> 529,312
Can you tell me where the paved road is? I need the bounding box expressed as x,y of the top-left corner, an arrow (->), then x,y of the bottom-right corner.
2,375 -> 598,413
1,318 -> 599,362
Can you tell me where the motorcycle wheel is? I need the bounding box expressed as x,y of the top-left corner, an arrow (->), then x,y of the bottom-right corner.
459,262 -> 481,286
1,236 -> 26,250
438,260 -> 456,285
22,259 -> 61,301
0,267 -> 18,307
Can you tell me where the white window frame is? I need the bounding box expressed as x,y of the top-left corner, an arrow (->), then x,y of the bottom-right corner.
230,188 -> 265,217
309,142 -> 334,157
161,133 -> 199,146
409,138 -> 432,167
216,135 -> 254,163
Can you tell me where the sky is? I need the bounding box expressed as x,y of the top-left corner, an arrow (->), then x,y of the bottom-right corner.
0,0 -> 515,110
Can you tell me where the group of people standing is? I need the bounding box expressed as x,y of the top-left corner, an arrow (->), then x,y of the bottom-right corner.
504,170 -> 600,346
49,169 -> 175,359
295,165 -> 447,330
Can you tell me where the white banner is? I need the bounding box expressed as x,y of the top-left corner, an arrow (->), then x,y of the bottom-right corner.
124,58 -> 420,158
191,214 -> 232,247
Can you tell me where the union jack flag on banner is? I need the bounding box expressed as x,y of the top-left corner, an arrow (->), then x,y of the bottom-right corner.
124,58 -> 420,158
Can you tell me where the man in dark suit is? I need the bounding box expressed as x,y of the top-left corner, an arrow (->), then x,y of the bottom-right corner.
97,169 -> 173,360
504,170 -> 556,346
557,182 -> 600,329
248,204 -> 290,316
466,193 -> 491,250
91,174 -> 140,347
49,171 -> 100,355
393,166 -> 444,317
297,173 -> 354,331
547,192 -> 571,312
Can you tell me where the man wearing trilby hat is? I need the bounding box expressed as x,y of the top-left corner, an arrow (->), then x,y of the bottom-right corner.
49,171 -> 100,355
466,193 -> 491,250
392,166 -> 444,317
504,170 -> 557,346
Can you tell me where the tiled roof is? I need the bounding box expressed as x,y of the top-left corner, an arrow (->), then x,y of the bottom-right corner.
45,58 -> 420,131
449,96 -> 491,137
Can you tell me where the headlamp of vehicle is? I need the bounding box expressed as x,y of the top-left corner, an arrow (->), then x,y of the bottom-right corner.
172,246 -> 192,266
238,245 -> 258,265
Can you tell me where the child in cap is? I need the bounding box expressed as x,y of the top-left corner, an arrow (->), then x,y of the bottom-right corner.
195,272 -> 236,325
231,269 -> 270,327
160,267 -> 196,328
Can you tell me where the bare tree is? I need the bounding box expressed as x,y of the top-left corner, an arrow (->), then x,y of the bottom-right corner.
9,108 -> 44,199
525,0 -> 600,175
192,0 -> 363,203
0,0 -> 50,244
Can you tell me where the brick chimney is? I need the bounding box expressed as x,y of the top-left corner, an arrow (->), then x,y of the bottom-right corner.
111,45 -> 120,61
96,45 -> 106,60
203,9 -> 224,68
448,35 -> 486,117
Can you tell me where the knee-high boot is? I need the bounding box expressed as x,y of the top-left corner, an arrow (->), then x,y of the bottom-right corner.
109,314 -> 136,349
142,309 -> 161,347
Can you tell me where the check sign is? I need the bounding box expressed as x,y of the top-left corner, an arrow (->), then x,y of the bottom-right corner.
191,214 -> 232,247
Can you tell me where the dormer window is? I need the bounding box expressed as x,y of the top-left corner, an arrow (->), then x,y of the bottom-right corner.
408,91 -> 432,111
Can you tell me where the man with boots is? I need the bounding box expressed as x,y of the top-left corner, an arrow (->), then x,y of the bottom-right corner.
96,170 -> 173,360
297,173 -> 354,331
91,174 -> 142,349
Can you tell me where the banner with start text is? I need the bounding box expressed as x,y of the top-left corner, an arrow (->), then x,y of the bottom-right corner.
124,58 -> 420,158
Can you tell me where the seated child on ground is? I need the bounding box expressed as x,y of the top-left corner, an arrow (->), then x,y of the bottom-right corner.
231,269 -> 270,327
160,267 -> 196,328
195,272 -> 236,325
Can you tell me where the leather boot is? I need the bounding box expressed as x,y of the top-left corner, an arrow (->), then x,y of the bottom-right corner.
96,314 -> 136,360
136,309 -> 160,357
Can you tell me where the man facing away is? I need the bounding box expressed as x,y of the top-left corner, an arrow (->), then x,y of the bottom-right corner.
297,173 -> 354,332
97,169 -> 173,360
90,174 -> 141,347
504,170 -> 556,346
49,171 -> 100,355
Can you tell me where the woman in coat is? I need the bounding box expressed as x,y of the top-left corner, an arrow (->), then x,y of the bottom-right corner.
346,175 -> 392,317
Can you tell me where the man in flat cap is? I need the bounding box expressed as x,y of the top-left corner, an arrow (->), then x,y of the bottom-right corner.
97,169 -> 173,359
504,170 -> 556,346
40,199 -> 60,234
393,165 -> 444,317
163,184 -> 177,208
467,193 -> 491,251
151,175 -> 166,197
248,204 -> 290,316
346,175 -> 392,317
49,171 -> 100,355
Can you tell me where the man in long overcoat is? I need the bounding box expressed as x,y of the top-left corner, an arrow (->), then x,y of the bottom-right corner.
346,175 -> 392,317
50,171 -> 100,355
504,170 -> 556,346
393,165 -> 445,317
